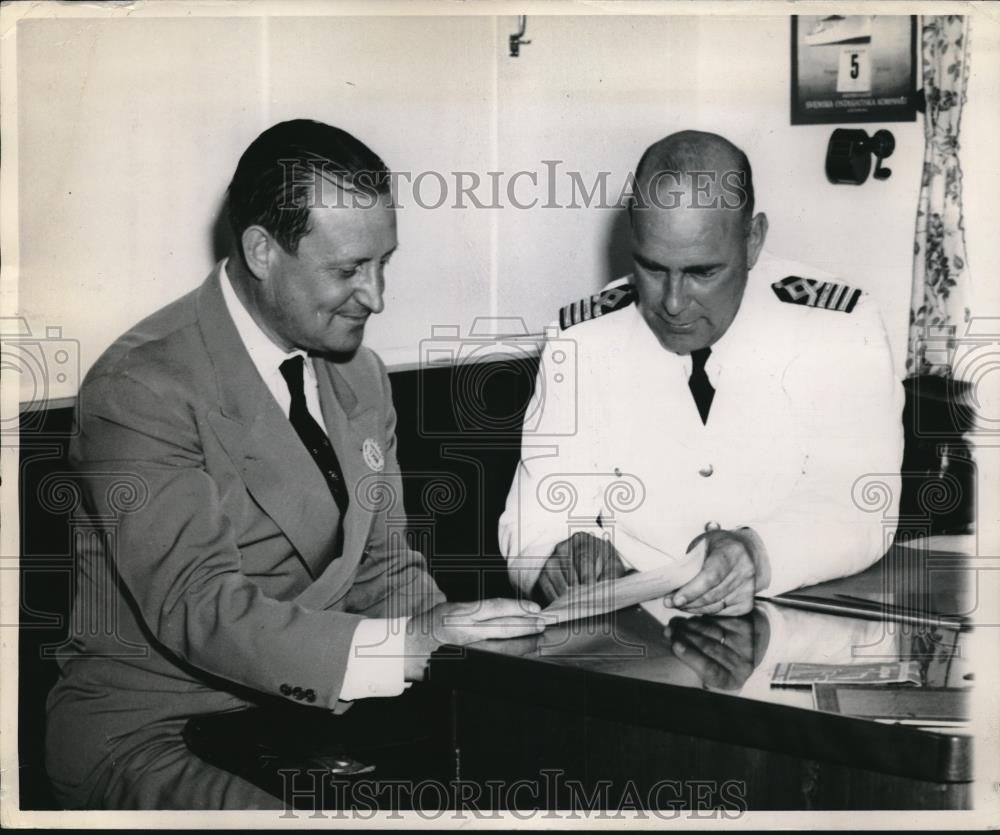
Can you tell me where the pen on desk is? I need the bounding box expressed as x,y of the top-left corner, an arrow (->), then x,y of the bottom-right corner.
765,592 -> 968,630
833,593 -> 968,624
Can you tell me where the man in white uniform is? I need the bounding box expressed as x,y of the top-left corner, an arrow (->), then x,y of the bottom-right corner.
499,130 -> 904,615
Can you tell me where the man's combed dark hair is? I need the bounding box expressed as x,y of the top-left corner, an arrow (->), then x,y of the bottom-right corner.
226,119 -> 391,254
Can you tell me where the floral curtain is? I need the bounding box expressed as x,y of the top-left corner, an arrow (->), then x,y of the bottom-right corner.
907,15 -> 972,378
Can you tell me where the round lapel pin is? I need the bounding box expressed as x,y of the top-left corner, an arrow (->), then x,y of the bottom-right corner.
362,438 -> 384,472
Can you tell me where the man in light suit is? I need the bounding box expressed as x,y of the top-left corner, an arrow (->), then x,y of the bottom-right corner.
499,130 -> 904,613
45,119 -> 544,810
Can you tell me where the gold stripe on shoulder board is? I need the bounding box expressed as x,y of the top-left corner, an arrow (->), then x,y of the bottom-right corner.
559,284 -> 637,330
771,275 -> 862,313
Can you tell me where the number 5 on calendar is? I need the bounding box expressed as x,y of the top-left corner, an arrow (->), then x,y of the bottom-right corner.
836,47 -> 871,93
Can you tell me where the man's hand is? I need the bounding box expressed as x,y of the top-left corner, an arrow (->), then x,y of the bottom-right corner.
535,531 -> 626,604
664,529 -> 759,616
666,611 -> 769,691
403,598 -> 546,681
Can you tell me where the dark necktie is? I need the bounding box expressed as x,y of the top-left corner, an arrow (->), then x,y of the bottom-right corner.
688,347 -> 715,425
278,356 -> 350,517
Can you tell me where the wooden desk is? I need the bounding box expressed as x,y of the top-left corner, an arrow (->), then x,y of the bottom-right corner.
429,538 -> 974,810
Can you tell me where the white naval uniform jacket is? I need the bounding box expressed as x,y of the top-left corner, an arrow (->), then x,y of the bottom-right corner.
499,252 -> 905,598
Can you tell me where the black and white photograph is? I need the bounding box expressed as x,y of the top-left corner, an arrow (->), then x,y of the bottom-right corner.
1,0 -> 998,827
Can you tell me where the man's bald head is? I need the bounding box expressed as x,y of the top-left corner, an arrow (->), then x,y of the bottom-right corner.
632,130 -> 754,224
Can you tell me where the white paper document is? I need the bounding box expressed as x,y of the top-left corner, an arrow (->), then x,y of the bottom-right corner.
541,534 -> 706,626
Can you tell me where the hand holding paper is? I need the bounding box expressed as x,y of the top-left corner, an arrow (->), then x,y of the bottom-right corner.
535,530 -> 628,604
665,528 -> 760,616
541,533 -> 706,626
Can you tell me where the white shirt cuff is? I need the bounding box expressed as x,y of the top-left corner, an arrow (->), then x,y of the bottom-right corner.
338,617 -> 410,701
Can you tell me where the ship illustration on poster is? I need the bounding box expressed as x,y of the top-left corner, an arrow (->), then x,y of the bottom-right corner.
792,15 -> 917,125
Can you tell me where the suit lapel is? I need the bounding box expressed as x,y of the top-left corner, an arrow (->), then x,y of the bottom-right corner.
292,360 -> 380,609
197,266 -> 342,578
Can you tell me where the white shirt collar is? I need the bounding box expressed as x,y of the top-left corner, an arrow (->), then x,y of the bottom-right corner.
218,258 -> 314,383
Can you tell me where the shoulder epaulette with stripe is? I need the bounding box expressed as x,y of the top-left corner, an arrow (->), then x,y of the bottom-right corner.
558,284 -> 636,330
771,275 -> 862,313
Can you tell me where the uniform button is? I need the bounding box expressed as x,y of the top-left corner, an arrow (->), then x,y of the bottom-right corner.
280,684 -> 292,696
704,521 -> 722,532
698,464 -> 714,477
292,686 -> 303,699
305,690 -> 316,703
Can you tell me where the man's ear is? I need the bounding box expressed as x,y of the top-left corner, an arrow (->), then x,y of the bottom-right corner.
745,212 -> 768,270
241,225 -> 274,281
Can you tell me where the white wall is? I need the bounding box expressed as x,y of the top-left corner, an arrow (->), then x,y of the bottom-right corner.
16,17 -> 264,404
12,11 -> 1000,403
265,16 -> 498,366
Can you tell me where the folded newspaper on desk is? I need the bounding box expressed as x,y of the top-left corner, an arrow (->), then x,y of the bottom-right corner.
771,661 -> 923,688
541,528 -> 706,626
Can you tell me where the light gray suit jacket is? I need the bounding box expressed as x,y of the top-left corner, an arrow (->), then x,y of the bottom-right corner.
45,264 -> 444,803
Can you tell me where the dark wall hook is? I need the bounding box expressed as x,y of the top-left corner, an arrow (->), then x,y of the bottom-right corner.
509,16 -> 531,57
